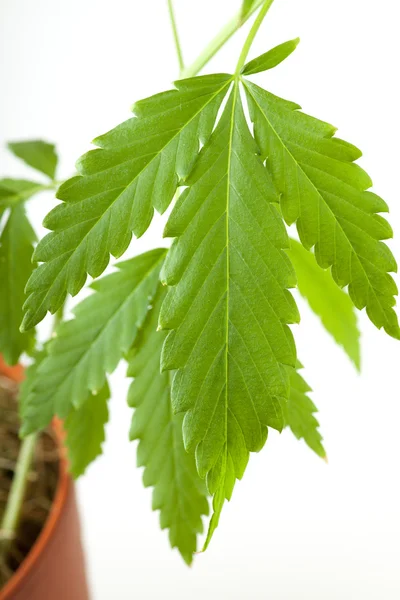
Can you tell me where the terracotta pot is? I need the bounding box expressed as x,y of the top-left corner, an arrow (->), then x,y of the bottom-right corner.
0,356 -> 90,600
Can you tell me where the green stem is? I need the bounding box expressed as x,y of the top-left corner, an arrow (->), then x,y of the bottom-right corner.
235,0 -> 275,76
167,0 -> 184,73
180,0 -> 266,79
0,433 -> 37,559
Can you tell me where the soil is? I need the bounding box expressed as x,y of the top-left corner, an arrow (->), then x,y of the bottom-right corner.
0,375 -> 59,590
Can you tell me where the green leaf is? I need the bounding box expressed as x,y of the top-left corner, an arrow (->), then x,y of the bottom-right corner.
21,74 -> 232,331
288,238 -> 360,369
240,0 -> 258,23
244,80 -> 400,339
20,248 -> 166,436
128,286 -> 209,565
0,179 -> 47,208
160,80 -> 298,548
0,204 -> 36,365
64,382 -> 110,478
284,363 -> 326,459
18,349 -> 47,419
8,141 -> 58,180
242,38 -> 300,75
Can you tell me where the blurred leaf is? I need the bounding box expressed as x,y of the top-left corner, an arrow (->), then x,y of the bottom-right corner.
0,204 -> 36,365
288,239 -> 360,369
18,349 -> 47,419
65,383 -> 110,478
240,0 -> 258,23
0,179 -> 46,207
8,140 -> 58,180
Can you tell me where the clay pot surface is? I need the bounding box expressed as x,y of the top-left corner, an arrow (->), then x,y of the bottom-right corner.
0,357 -> 90,600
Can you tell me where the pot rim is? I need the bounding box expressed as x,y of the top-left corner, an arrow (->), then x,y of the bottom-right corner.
0,359 -> 70,600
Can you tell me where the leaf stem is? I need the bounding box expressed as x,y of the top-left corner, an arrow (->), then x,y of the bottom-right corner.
167,0 -> 184,73
180,0 -> 266,79
0,432 -> 37,560
235,0 -> 275,76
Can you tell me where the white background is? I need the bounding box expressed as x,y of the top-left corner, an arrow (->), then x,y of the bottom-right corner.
1,0 -> 400,598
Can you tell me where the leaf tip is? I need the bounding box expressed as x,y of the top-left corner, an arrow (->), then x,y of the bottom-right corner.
353,355 -> 362,373
19,316 -> 30,334
91,134 -> 102,147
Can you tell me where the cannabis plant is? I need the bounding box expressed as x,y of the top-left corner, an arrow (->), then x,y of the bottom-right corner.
1,0 -> 397,565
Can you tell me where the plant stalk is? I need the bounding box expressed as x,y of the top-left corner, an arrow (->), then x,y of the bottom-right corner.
0,432 -> 37,559
167,0 -> 184,73
0,304 -> 66,562
235,0 -> 275,76
180,0 -> 266,79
